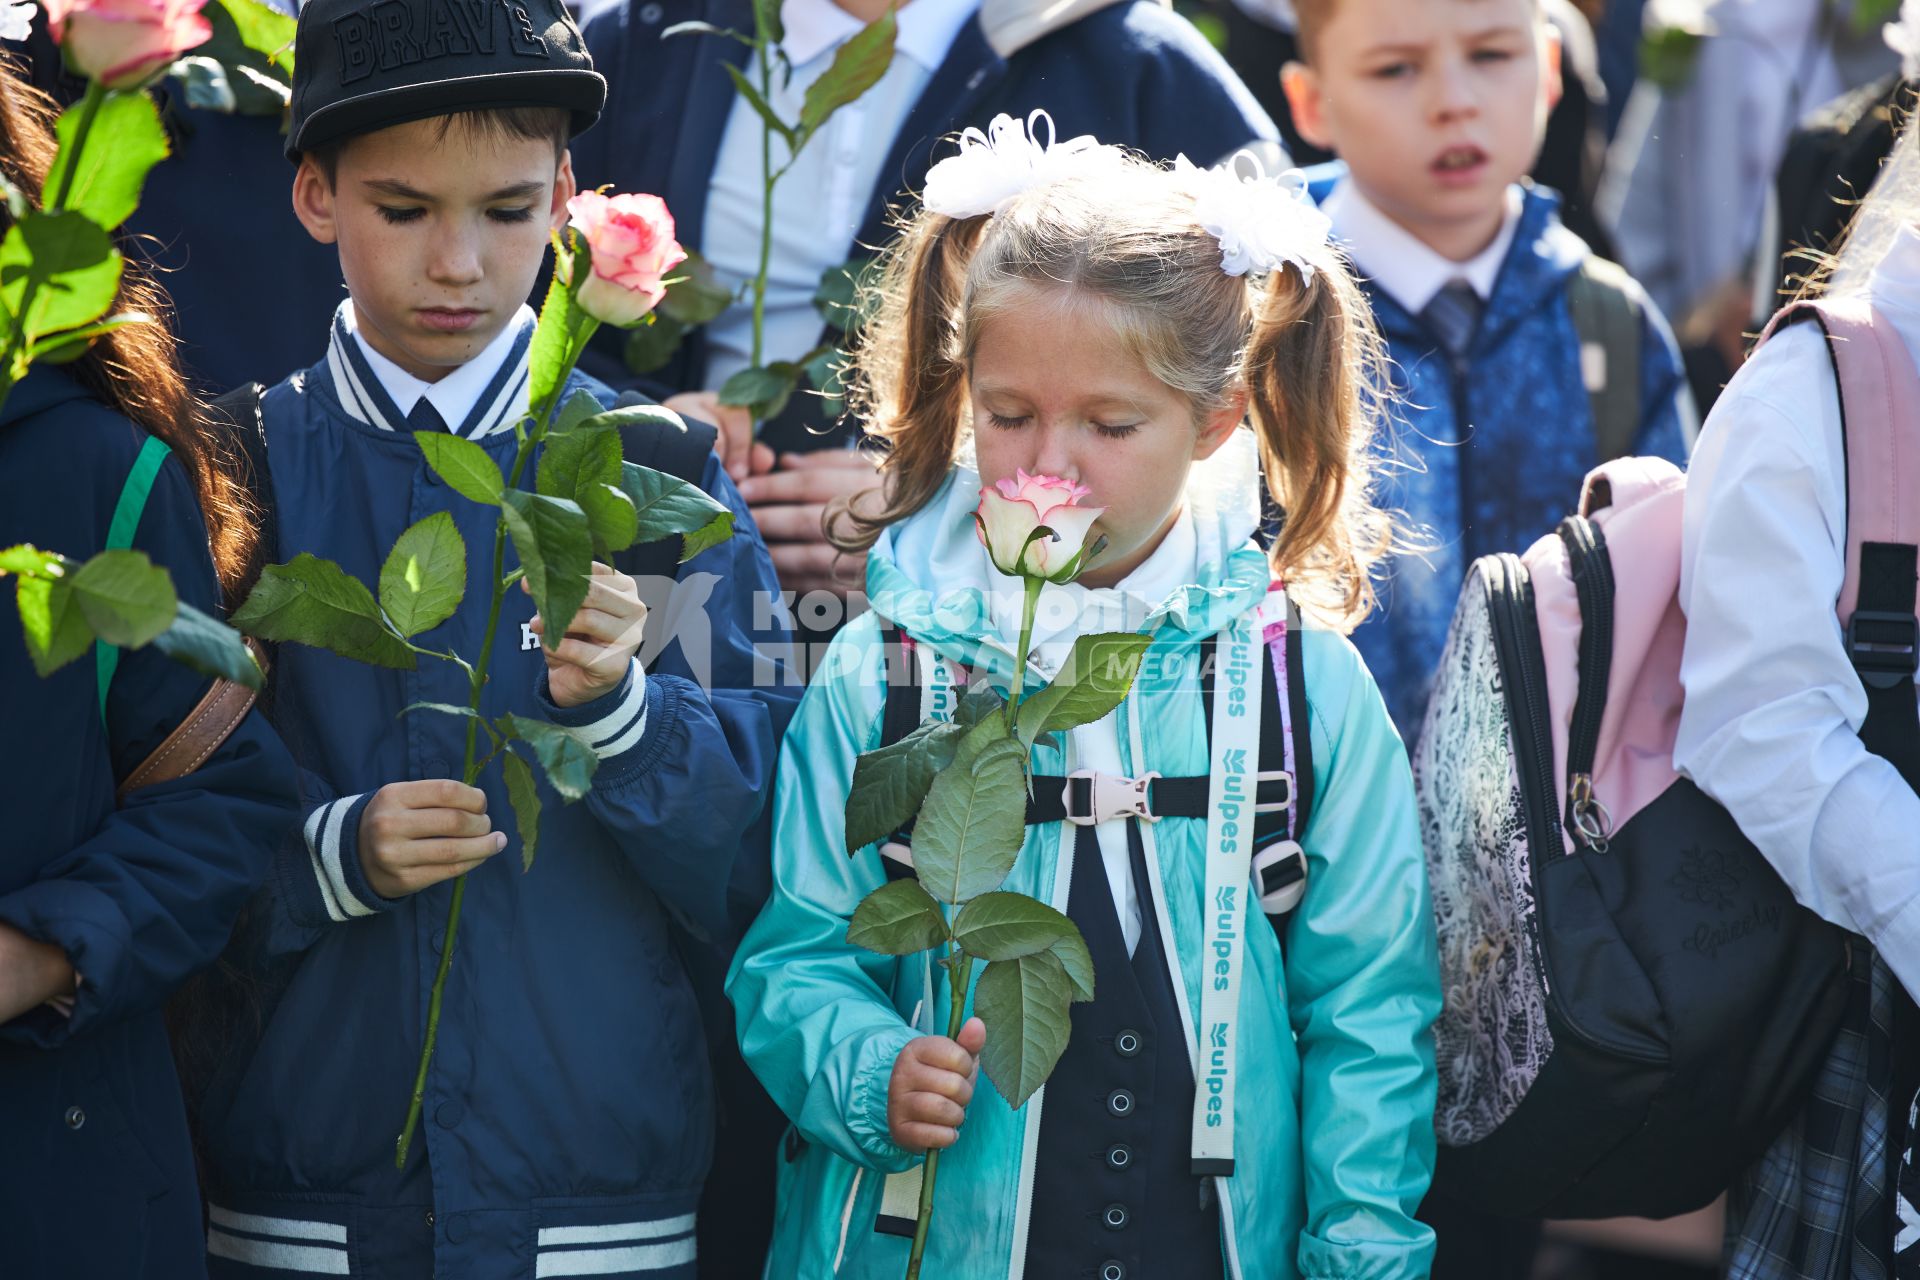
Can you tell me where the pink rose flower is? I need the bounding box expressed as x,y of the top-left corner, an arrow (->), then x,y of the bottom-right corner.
562,191 -> 688,328
41,0 -> 211,91
975,470 -> 1106,583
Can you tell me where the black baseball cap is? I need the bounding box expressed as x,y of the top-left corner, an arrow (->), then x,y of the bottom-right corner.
287,0 -> 606,160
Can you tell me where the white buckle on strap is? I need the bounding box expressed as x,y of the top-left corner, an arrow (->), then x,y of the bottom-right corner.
1252,768 -> 1294,815
1063,769 -> 1163,825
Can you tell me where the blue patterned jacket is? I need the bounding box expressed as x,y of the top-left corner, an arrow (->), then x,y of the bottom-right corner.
1307,169 -> 1693,741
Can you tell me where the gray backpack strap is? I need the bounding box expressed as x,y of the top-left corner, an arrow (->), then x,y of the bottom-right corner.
1566,255 -> 1645,463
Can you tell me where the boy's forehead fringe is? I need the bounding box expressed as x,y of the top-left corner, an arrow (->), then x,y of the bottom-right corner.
1293,0 -> 1540,60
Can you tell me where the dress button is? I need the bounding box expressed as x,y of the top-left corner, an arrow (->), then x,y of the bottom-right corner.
1102,1203 -> 1129,1230
1100,1262 -> 1127,1280
638,0 -> 663,20
425,1210 -> 435,1227
1106,1144 -> 1131,1170
63,1106 -> 85,1130
1106,1089 -> 1134,1118
435,1100 -> 465,1128
1114,1029 -> 1142,1058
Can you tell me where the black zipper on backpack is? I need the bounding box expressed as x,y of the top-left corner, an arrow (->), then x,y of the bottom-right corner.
1557,517 -> 1616,852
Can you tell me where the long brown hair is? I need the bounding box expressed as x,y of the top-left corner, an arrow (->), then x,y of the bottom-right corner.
836,149 -> 1397,632
0,55 -> 257,595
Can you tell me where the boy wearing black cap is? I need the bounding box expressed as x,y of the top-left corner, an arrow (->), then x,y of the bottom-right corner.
181,4 -> 797,1277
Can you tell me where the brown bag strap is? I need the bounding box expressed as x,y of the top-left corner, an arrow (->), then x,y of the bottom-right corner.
116,641 -> 266,801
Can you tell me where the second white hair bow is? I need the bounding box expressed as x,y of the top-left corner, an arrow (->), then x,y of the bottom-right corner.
922,110 -> 1109,220
1177,151 -> 1332,284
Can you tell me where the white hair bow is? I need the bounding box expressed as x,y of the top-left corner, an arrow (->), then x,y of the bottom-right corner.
922,110 -> 1109,220
1178,151 -> 1332,284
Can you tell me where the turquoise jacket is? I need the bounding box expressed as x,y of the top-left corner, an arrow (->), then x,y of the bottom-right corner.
728,433 -> 1441,1279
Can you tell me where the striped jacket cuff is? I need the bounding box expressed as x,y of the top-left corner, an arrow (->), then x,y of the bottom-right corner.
286,793 -> 390,925
538,659 -> 652,763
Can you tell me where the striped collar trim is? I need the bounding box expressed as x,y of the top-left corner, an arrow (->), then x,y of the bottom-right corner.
325,302 -> 536,441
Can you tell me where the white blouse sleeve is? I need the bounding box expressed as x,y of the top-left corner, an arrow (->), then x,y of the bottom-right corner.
1675,322 -> 1920,996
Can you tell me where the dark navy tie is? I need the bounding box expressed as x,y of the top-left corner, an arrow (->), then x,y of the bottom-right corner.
1421,280 -> 1483,359
407,398 -> 451,436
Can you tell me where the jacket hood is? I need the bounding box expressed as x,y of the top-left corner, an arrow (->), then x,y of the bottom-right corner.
865,426 -> 1274,679
980,0 -> 1136,57
0,366 -> 94,429
1304,162 -> 1588,353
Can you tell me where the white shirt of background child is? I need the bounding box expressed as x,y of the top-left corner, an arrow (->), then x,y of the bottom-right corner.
996,512 -> 1200,957
702,0 -> 981,393
344,300 -> 536,428
1675,223 -> 1920,999
1322,176 -> 1524,309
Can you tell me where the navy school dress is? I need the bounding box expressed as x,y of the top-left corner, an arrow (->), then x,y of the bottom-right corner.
0,367 -> 300,1279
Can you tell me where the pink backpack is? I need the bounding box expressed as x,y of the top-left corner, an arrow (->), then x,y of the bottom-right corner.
1410,297 -> 1920,1221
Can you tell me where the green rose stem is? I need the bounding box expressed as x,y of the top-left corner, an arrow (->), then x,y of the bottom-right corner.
0,78 -> 106,406
905,570 -> 1044,1278
394,314 -> 601,1169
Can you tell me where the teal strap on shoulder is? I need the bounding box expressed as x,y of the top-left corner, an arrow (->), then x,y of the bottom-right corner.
95,435 -> 174,722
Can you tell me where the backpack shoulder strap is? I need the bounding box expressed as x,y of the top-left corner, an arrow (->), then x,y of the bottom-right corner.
1774,298 -> 1920,787
609,391 -> 721,585
1281,594 -> 1316,837
207,381 -> 273,604
1567,255 -> 1646,464
96,434 -> 176,721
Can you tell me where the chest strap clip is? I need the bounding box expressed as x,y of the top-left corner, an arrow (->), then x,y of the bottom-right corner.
1063,770 -> 1164,825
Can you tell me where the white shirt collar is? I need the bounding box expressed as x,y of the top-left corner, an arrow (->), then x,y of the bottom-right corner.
779,0 -> 980,71
343,301 -> 535,431
1323,177 -> 1524,314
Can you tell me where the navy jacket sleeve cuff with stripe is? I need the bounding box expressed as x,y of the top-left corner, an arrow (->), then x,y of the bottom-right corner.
535,658 -> 657,777
274,791 -> 393,927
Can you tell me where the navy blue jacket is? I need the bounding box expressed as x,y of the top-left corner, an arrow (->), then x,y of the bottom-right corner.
0,369 -> 299,1279
1304,168 -> 1692,739
191,314 -> 799,1279
571,0 -> 1277,449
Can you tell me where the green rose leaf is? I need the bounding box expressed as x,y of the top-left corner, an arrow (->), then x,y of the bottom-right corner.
231,552 -> 415,669
416,431 -> 505,505
798,7 -> 896,140
844,719 -> 966,854
211,0 -> 297,65
659,249 -> 733,328
27,311 -> 148,364
537,423 -> 639,556
378,512 -> 466,639
1049,930 -> 1095,1003
912,736 -> 1029,906
1014,631 -> 1152,746
975,950 -> 1075,1108
552,388 -> 606,436
502,748 -> 542,871
954,682 -> 1006,729
752,0 -> 783,44
723,64 -> 796,149
151,600 -> 264,689
15,575 -> 92,677
0,209 -> 122,343
0,543 -> 63,577
847,878 -> 950,955
501,489 -> 594,642
618,462 -> 735,562
952,704 -> 1016,770
717,362 -> 801,422
45,91 -> 169,232
529,262 -> 595,413
624,314 -> 688,377
497,712 -> 599,802
70,549 -> 178,648
802,346 -> 848,420
952,892 -> 1079,962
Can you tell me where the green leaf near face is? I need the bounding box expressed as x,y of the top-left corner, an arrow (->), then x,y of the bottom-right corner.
723,64 -> 795,149
618,462 -> 735,563
553,389 -> 606,436
14,574 -> 92,677
717,362 -> 799,423
496,712 -> 599,802
843,719 -> 966,854
658,249 -> 733,328
798,7 -> 896,139
231,553 -> 415,669
502,748 -> 541,871
952,892 -> 1079,962
151,600 -> 264,689
212,0 -> 298,66
1014,631 -> 1152,746
501,489 -> 594,642
45,91 -> 169,232
975,950 -> 1075,1108
0,210 -> 122,344
416,431 -> 505,505
378,511 -> 467,638
528,266 -> 580,412
0,543 -> 64,578
624,315 -> 687,377
538,422 -> 633,557
912,736 -> 1030,906
847,878 -> 949,955
69,549 -> 178,648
